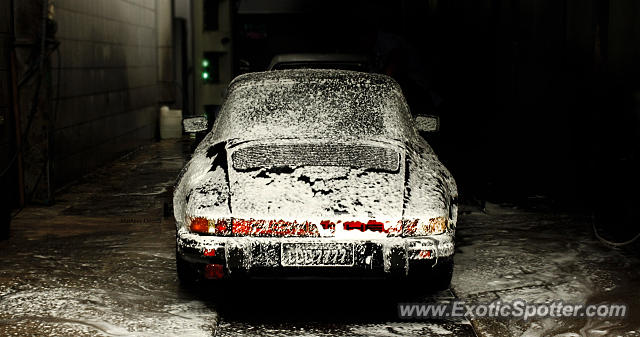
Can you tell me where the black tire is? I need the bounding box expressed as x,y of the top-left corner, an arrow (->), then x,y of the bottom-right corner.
407,258 -> 454,292
176,249 -> 198,286
430,259 -> 454,291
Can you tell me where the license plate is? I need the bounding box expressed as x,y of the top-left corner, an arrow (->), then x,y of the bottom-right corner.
281,242 -> 354,267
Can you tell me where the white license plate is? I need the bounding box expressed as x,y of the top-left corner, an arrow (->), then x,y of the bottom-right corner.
281,242 -> 354,267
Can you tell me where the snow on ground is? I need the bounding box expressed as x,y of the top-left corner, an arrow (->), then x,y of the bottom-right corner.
453,202 -> 640,337
1,140 -> 639,336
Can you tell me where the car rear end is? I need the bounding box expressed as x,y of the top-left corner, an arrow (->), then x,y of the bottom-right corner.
176,215 -> 455,283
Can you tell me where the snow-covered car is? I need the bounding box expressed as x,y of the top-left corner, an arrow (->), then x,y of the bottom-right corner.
174,69 -> 458,289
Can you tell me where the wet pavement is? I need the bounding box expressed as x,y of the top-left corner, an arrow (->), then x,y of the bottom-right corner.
453,204 -> 640,336
1,139 -> 639,336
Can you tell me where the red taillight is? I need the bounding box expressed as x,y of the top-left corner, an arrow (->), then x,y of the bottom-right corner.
203,249 -> 216,257
188,218 -> 231,235
190,217 -> 209,233
215,221 -> 228,233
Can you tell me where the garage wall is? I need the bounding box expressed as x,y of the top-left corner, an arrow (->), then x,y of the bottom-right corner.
52,0 -> 173,185
156,0 -> 175,104
0,1 -> 11,177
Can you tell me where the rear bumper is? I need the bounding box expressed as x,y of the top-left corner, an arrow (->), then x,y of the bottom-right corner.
177,227 -> 454,278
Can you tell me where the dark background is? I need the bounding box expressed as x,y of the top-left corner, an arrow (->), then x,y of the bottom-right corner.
234,0 -> 639,208
1,0 -> 639,238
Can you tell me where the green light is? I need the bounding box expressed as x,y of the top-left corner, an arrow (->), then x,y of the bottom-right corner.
202,72 -> 209,80
202,59 -> 210,68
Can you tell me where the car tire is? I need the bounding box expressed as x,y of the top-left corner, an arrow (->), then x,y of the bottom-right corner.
408,258 -> 454,292
176,249 -> 198,286
430,259 -> 454,291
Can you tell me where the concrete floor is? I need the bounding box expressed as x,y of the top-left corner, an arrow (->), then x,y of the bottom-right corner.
1,139 -> 639,336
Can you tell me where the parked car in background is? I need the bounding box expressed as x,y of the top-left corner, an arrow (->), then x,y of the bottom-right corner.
268,53 -> 370,72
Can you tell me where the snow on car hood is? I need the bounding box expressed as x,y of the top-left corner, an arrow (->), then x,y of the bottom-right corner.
228,139 -> 404,220
175,139 -> 403,222
173,69 -> 457,235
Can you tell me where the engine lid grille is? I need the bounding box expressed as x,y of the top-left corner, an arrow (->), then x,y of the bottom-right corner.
231,144 -> 400,172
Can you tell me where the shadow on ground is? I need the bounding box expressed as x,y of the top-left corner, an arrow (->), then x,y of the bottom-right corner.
181,279 -> 473,336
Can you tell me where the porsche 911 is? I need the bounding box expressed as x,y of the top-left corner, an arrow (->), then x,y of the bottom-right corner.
174,69 -> 458,290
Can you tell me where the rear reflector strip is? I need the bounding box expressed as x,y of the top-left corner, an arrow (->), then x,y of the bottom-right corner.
188,218 -> 445,237
343,220 -> 385,232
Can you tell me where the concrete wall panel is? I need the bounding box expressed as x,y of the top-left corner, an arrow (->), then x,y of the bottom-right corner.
51,0 -> 172,185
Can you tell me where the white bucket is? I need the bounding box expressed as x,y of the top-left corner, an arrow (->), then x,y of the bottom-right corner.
159,106 -> 182,139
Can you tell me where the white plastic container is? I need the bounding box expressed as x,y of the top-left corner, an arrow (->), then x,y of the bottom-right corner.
159,106 -> 182,139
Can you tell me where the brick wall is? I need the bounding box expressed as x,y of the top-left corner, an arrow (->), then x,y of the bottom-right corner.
52,0 -> 173,185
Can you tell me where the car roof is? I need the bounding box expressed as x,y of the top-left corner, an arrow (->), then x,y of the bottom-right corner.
230,68 -> 393,89
211,69 -> 414,143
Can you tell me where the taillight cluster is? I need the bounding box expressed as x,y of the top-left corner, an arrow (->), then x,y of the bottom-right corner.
188,217 -> 231,235
402,217 -> 449,236
188,216 -> 449,236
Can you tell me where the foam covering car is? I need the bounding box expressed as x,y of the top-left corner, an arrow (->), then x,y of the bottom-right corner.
174,69 -> 458,289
